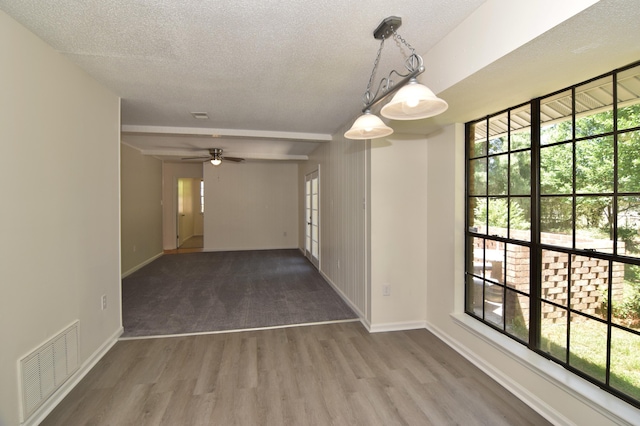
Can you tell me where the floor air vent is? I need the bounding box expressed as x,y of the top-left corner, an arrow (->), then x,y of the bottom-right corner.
19,321 -> 79,421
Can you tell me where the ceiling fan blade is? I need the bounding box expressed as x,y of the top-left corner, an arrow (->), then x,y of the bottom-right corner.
223,156 -> 245,162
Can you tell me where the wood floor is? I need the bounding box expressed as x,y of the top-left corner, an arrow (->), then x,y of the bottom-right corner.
42,322 -> 551,426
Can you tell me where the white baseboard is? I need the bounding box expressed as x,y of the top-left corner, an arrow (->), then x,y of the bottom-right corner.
121,252 -> 163,278
201,246 -> 299,252
22,326 -> 124,426
317,269 -> 367,323
427,314 -> 639,426
368,320 -> 428,333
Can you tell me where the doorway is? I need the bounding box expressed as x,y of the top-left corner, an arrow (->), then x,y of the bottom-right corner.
305,170 -> 319,268
176,177 -> 204,250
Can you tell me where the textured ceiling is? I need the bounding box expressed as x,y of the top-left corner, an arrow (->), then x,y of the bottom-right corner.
1,0 -> 639,162
0,0 -> 485,160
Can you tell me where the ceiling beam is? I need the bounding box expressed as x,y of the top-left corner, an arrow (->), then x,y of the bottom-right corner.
121,125 -> 332,143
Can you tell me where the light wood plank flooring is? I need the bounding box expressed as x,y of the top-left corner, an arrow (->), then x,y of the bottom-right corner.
42,322 -> 551,425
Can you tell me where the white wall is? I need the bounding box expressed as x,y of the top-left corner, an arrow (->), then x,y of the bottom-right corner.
162,162 -> 203,250
121,143 -> 163,276
203,161 -> 298,251
370,135 -> 428,329
0,11 -> 121,426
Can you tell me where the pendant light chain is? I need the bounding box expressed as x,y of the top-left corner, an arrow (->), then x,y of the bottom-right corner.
364,36 -> 386,106
392,28 -> 422,73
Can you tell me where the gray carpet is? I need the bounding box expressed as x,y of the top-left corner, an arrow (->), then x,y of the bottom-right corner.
122,249 -> 358,337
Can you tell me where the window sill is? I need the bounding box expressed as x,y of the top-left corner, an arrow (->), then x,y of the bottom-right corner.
450,312 -> 639,425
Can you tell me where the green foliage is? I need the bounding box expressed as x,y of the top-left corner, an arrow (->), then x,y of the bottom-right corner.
474,198 -> 528,230
618,225 -> 640,255
602,265 -> 640,323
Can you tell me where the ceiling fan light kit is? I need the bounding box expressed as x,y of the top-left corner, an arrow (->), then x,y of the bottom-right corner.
344,16 -> 448,140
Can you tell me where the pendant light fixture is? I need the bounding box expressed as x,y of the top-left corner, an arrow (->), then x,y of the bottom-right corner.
344,17 -> 448,140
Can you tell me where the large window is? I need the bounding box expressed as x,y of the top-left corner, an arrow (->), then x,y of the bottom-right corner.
465,61 -> 640,408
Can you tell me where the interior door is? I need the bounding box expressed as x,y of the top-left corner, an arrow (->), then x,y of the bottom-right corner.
305,170 -> 319,268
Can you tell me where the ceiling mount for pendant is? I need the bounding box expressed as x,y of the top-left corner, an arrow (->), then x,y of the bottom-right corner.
373,16 -> 402,40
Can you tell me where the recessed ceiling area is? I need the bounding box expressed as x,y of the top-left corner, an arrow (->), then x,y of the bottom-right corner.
1,0 -> 639,161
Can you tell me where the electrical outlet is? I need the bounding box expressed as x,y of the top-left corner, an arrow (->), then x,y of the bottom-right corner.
382,284 -> 391,296
101,295 -> 107,310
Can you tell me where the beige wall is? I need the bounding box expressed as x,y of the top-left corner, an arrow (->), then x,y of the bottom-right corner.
0,11 -> 121,426
370,135 -> 428,329
203,161 -> 298,251
121,143 -> 163,276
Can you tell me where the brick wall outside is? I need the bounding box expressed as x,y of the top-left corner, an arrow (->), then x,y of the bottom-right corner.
473,228 -> 625,325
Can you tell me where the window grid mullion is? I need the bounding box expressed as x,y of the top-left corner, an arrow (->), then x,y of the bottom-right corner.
529,98 -> 542,351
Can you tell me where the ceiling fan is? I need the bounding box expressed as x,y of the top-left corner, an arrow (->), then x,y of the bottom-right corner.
183,148 -> 245,166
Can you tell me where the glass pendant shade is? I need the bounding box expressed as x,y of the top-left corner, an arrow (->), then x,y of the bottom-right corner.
380,78 -> 448,120
211,158 -> 222,166
344,111 -> 394,140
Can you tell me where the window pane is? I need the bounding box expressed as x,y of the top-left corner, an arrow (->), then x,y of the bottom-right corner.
505,289 -> 528,341
488,113 -> 508,155
575,136 -> 613,194
485,282 -> 504,328
541,90 -> 573,145
488,154 -> 508,195
611,262 -> 640,329
618,130 -> 640,193
471,237 -> 488,278
466,275 -> 483,316
540,142 -> 573,195
510,150 -> 531,195
617,197 -> 640,257
485,240 -> 505,284
569,315 -> 607,383
570,255 -> 608,319
509,197 -> 531,242
488,198 -> 508,238
541,196 -> 573,247
510,105 -> 531,150
540,301 -> 568,361
575,76 -> 613,138
469,121 -> 487,158
469,197 -> 486,234
541,250 -> 569,306
616,65 -> 640,132
469,158 -> 487,195
575,196 -> 613,252
610,327 -> 640,401
506,244 -> 529,292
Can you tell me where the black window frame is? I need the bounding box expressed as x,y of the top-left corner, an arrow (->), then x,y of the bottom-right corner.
465,60 -> 640,409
